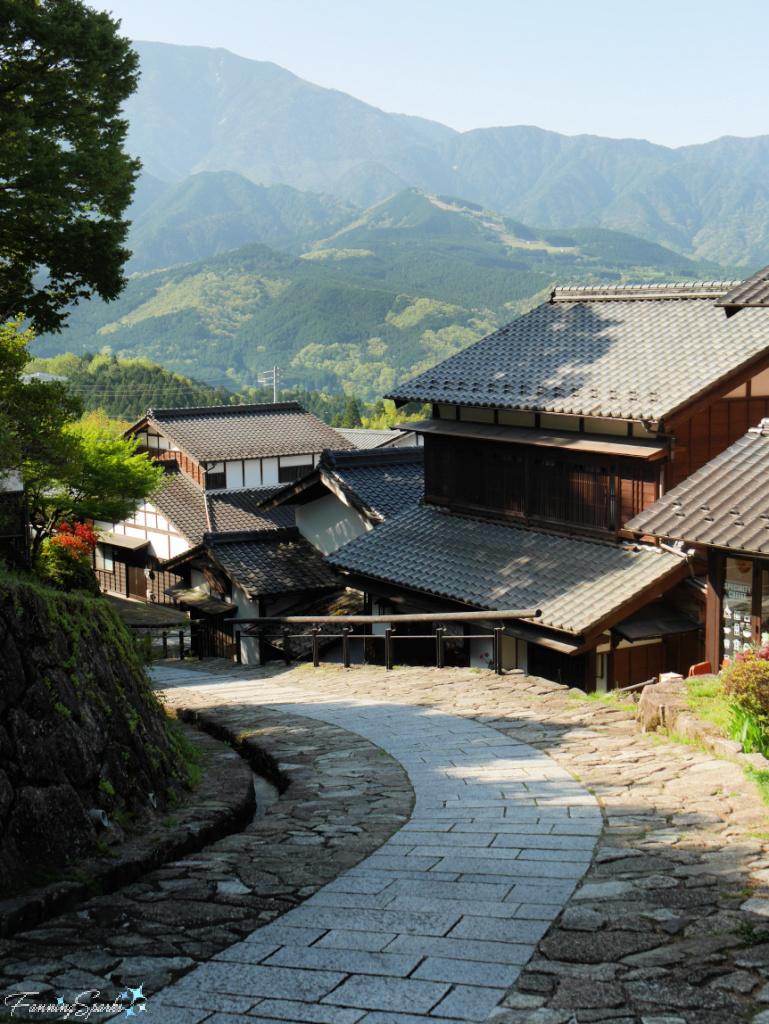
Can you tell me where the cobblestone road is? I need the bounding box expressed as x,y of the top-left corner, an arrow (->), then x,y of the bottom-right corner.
148,664 -> 601,1023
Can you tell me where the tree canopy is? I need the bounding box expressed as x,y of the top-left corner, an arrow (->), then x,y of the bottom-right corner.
0,0 -> 140,332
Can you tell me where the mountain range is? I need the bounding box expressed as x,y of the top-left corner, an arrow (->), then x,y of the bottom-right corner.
32,42 -> 768,401
38,188 -> 730,400
122,42 -> 769,267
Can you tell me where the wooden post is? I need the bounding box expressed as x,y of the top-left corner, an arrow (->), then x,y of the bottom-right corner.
283,628 -> 291,666
312,628 -> 319,668
705,548 -> 725,670
494,627 -> 504,675
236,631 -> 242,665
385,628 -> 394,671
342,627 -> 351,669
258,629 -> 266,666
162,631 -> 167,658
178,630 -> 185,661
436,627 -> 445,669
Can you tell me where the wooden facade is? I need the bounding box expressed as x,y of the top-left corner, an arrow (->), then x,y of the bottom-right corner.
424,435 -> 659,537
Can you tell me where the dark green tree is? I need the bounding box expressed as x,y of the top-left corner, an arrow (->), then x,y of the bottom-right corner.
0,0 -> 140,332
340,396 -> 363,428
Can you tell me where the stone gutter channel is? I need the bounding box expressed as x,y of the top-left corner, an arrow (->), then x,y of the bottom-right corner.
0,724 -> 259,940
0,696 -> 414,1021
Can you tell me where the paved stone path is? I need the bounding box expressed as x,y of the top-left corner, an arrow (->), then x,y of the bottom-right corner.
147,664 -> 601,1023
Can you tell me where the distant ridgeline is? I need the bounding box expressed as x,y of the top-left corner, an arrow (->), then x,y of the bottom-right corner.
33,188 -> 738,402
27,352 -> 399,425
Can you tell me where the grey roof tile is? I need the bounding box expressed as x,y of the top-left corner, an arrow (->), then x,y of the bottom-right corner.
212,537 -> 339,598
329,504 -> 684,635
334,428 -> 406,448
207,487 -> 295,533
718,264 -> 769,313
144,402 -> 353,461
152,472 -> 208,545
626,419 -> 769,554
387,281 -> 769,422
320,448 -> 424,521
152,473 -> 293,544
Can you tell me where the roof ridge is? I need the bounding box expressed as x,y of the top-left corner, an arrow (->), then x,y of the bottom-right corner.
551,281 -> 742,302
148,402 -> 304,419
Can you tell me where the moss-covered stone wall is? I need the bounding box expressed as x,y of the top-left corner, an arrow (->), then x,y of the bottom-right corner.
0,582 -> 187,883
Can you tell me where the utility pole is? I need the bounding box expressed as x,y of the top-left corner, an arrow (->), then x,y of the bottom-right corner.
258,366 -> 282,403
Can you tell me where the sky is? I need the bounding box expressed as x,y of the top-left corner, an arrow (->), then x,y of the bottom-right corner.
98,0 -> 769,149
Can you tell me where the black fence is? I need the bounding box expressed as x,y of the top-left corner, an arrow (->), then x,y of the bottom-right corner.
130,609 -> 539,675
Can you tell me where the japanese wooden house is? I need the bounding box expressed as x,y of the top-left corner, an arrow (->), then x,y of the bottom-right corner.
626,419 -> 769,672
93,403 -> 351,643
326,279 -> 769,689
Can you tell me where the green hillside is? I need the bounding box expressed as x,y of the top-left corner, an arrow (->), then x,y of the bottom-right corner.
26,352 -> 381,425
35,190 -> 736,402
126,172 -> 359,272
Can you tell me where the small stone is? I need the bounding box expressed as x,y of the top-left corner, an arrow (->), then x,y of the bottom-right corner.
743,897 -> 769,917
711,971 -> 757,994
560,907 -> 607,931
631,875 -> 679,890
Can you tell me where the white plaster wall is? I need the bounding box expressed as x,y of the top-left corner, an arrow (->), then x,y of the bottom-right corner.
281,454 -> 314,468
225,461 -> 243,488
232,586 -> 260,665
262,458 -> 279,485
470,634 -> 494,669
148,534 -> 170,560
190,569 -> 210,593
244,459 -> 261,486
295,492 -> 370,555
169,533 -> 190,557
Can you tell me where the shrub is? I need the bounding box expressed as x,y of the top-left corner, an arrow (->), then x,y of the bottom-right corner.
35,520 -> 100,594
721,645 -> 769,719
727,701 -> 769,757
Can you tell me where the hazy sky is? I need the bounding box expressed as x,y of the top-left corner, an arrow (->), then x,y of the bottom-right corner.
100,0 -> 768,148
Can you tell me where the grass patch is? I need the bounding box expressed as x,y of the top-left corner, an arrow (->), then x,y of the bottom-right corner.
745,766 -> 769,805
685,676 -> 730,733
569,691 -> 635,711
734,921 -> 769,946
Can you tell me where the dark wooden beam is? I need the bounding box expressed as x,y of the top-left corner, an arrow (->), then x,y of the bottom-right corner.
705,548 -> 725,670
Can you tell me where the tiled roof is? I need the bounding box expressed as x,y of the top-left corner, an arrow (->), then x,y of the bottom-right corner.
718,265 -> 769,315
207,487 -> 295,533
142,402 -> 354,461
321,448 -> 424,521
152,472 -> 208,545
211,536 -> 339,598
152,474 -> 292,544
329,504 -> 685,636
387,281 -> 769,423
334,428 -> 405,449
625,419 -> 769,555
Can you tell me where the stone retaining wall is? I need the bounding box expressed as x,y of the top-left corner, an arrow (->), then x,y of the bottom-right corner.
0,582 -> 189,883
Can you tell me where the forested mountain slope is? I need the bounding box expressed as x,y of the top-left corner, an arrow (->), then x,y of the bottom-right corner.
37,190 -> 731,401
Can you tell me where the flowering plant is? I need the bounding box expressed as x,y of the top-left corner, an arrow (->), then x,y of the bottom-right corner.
722,643 -> 769,719
49,520 -> 100,561
35,520 -> 100,593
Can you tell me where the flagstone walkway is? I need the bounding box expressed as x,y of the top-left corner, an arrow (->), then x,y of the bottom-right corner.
146,665 -> 602,1023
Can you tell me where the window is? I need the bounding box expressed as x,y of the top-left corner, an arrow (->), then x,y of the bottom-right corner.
94,544 -> 114,573
531,457 -> 611,530
206,472 -> 226,489
279,464 -> 312,483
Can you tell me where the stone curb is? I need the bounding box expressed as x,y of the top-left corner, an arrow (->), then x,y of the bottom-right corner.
636,676 -> 769,771
175,706 -> 291,794
0,723 -> 256,939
